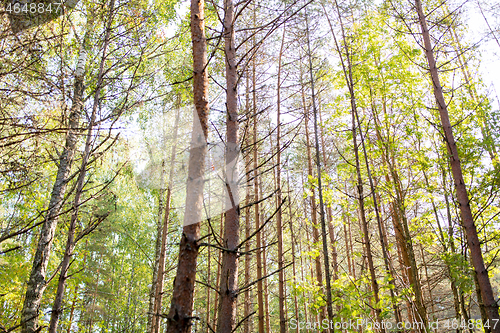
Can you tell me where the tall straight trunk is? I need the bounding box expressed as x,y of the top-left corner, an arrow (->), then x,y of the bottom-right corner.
276,24 -> 287,333
206,235 -> 212,333
262,230 -> 271,333
353,104 -> 401,325
348,211 -> 356,279
243,72 -> 252,333
318,106 -> 339,281
304,10 -> 333,325
152,106 -> 181,333
298,222 -> 309,324
216,0 -> 240,330
301,66 -> 325,323
212,213 -> 224,330
415,0 -> 500,328
370,98 -> 427,327
253,29 -> 265,333
327,1 -> 383,328
20,24 -> 90,333
351,105 -> 384,331
287,169 -> 300,328
342,209 -> 353,276
148,183 -> 165,330
165,0 -> 210,330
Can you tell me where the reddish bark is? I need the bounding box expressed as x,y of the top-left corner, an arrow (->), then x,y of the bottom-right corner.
216,0 -> 240,330
415,0 -> 500,329
165,0 -> 209,331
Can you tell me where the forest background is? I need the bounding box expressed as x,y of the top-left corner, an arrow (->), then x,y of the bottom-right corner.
1,0 -> 500,332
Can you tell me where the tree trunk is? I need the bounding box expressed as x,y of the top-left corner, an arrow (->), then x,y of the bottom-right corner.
152,105 -> 180,333
276,23 -> 287,333
212,213 -> 224,330
253,26 -> 265,332
48,23 -> 108,328
206,234 -> 212,333
327,1 -> 383,328
301,63 -> 325,324
243,70 -> 252,333
353,103 -> 401,325
263,229 -> 271,333
20,25 -> 90,333
287,169 -> 300,329
415,0 -> 500,329
216,0 -> 240,330
304,10 -> 334,326
371,98 -> 428,328
165,0 -> 210,330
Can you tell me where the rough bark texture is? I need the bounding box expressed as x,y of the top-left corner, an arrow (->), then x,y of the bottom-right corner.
47,5 -> 114,330
216,0 -> 239,331
276,24 -> 286,333
415,0 -> 500,329
20,34 -> 87,333
165,0 -> 209,330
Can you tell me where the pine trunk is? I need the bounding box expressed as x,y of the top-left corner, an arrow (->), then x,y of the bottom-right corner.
165,0 -> 210,330
216,0 -> 240,330
415,0 -> 500,328
276,24 -> 287,333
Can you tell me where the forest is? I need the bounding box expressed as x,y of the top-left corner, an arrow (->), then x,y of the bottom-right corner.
1,0 -> 500,332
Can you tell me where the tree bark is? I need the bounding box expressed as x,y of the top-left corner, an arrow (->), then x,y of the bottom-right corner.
165,0 -> 210,330
216,0 -> 240,330
327,1 -> 383,328
20,25 -> 89,333
301,61 -> 325,323
305,9 -> 334,324
276,24 -> 287,333
243,70 -> 252,333
415,0 -> 500,329
253,24 -> 265,332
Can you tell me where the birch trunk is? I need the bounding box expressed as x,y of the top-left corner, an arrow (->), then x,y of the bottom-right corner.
20,29 -> 88,333
47,4 -> 114,330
